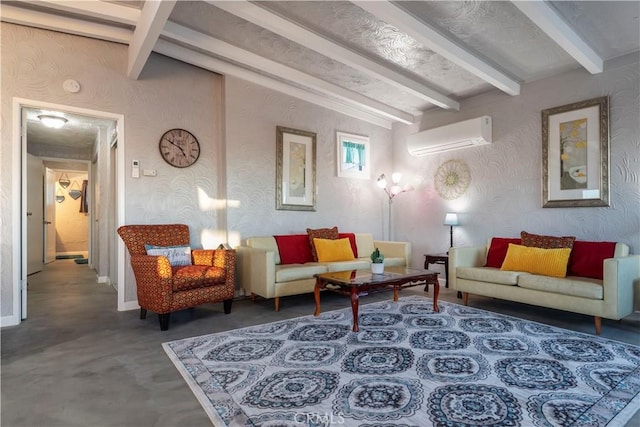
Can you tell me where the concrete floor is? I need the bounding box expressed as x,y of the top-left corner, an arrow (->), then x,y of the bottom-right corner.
2,259 -> 639,426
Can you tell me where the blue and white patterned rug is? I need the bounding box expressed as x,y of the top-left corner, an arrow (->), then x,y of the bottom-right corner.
163,296 -> 640,426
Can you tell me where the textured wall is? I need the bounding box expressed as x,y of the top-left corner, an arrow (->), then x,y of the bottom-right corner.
1,23 -> 223,315
225,76 -> 394,243
393,54 -> 640,305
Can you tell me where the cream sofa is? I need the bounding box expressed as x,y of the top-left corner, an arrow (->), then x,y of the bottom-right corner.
449,239 -> 640,334
237,233 -> 411,311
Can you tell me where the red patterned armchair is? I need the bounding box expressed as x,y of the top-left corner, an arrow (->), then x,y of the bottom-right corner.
117,224 -> 236,330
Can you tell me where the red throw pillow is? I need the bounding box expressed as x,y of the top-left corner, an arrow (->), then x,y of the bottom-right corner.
307,227 -> 339,261
521,231 -> 575,249
274,234 -> 314,265
568,241 -> 616,280
338,233 -> 358,258
485,237 -> 521,268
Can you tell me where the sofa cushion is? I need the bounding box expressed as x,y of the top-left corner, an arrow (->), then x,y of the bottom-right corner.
276,264 -> 328,282
501,244 -> 571,278
568,241 -> 616,280
307,226 -> 339,261
274,234 -> 314,265
457,267 -> 522,285
355,234 -> 375,259
517,274 -> 604,300
382,257 -> 406,267
313,238 -> 355,262
324,260 -> 371,272
485,237 -> 522,268
338,233 -> 358,258
521,231 -> 575,249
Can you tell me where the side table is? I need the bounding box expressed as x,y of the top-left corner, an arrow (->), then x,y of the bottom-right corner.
424,253 -> 462,298
424,253 -> 449,289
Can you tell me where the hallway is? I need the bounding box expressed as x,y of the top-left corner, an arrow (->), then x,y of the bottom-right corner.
2,259 -> 639,426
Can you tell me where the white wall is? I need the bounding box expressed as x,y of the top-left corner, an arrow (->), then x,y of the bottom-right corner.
392,53 -> 640,304
225,76 -> 394,242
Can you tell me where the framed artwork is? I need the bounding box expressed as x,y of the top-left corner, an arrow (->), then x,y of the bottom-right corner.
542,96 -> 609,208
276,126 -> 316,211
336,131 -> 370,179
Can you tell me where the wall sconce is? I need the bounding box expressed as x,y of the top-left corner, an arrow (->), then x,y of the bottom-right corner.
38,114 -> 68,129
377,173 -> 414,239
444,212 -> 459,249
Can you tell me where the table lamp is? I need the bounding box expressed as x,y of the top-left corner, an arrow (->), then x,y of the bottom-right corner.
444,213 -> 459,249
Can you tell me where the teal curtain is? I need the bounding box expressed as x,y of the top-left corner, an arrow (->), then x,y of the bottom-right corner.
343,142 -> 365,168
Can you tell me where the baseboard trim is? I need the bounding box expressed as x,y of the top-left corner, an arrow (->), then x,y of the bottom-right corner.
119,300 -> 139,311
0,313 -> 20,327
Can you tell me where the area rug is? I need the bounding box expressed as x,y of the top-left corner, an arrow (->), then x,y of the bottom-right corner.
163,295 -> 640,426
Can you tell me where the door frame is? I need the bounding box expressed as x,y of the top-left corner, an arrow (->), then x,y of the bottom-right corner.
10,97 -> 126,326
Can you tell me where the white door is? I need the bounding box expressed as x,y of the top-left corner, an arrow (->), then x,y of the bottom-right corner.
26,153 -> 44,275
44,167 -> 56,263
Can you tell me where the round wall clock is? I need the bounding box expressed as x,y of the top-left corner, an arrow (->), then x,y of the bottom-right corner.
159,128 -> 200,168
434,159 -> 471,200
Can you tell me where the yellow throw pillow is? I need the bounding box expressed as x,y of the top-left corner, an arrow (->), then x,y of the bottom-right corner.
500,243 -> 571,278
313,238 -> 355,263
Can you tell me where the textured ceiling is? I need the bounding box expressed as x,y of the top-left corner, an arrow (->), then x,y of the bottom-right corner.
4,0 -> 639,137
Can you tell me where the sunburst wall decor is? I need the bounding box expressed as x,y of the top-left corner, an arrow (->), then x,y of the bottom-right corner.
434,159 -> 471,200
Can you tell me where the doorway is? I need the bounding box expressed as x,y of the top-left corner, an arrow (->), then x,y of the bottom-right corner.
13,98 -> 125,324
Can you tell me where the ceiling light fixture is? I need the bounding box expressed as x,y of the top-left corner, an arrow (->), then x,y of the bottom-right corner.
38,114 -> 68,129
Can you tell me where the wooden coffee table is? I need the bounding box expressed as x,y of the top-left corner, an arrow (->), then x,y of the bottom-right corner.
314,267 -> 440,332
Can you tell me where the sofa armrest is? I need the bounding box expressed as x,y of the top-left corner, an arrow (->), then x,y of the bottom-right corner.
448,246 -> 487,290
373,240 -> 411,267
236,246 -> 277,299
602,255 -> 640,319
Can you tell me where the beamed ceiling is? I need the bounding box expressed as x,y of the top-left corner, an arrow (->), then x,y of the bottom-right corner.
3,0 -> 639,129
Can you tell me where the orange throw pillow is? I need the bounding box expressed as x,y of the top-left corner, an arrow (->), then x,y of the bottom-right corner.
501,244 -> 572,278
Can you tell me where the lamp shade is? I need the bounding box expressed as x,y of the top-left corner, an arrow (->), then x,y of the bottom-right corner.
444,213 -> 459,226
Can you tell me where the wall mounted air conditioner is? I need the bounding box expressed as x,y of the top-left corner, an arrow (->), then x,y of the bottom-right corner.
407,116 -> 492,156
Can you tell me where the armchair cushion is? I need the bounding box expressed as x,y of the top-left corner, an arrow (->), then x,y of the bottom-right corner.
172,265 -> 227,291
145,244 -> 192,266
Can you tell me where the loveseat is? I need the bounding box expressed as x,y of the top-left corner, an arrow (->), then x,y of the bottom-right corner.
449,232 -> 640,335
236,230 -> 411,311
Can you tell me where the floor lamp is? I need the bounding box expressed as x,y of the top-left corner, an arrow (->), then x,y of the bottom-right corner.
377,173 -> 413,240
444,213 -> 459,252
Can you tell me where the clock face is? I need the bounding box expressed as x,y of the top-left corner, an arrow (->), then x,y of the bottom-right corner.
159,129 -> 200,168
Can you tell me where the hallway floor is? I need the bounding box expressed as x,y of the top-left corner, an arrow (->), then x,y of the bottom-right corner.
2,259 -> 639,426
